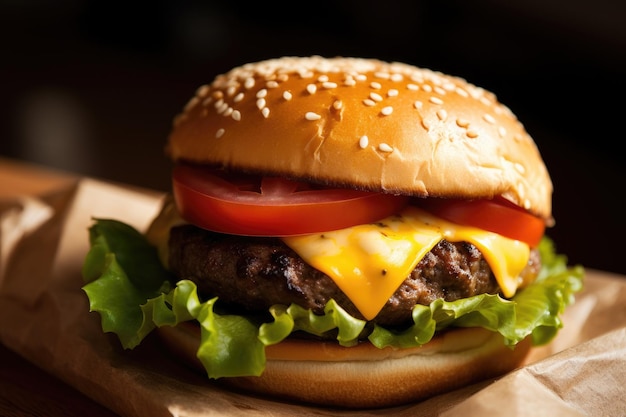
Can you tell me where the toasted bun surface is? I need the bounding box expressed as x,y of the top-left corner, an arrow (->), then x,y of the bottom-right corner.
167,56 -> 552,221
158,322 -> 531,408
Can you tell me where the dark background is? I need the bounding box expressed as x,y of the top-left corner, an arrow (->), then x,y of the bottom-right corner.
1,1 -> 625,275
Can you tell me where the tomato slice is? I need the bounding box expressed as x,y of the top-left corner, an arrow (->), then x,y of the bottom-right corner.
172,164 -> 409,236
418,197 -> 545,246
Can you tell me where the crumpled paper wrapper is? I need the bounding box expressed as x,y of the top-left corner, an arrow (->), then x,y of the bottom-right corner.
1,178 -> 625,416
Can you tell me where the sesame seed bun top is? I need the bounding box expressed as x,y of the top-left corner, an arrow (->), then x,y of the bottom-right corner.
166,56 -> 553,222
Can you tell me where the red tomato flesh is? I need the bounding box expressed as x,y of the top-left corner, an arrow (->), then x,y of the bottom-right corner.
418,197 -> 545,247
172,165 -> 410,236
173,165 -> 545,244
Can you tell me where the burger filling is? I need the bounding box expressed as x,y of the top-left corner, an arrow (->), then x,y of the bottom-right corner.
168,224 -> 540,329
82,216 -> 583,378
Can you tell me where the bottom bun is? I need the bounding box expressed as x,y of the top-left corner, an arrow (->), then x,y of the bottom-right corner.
158,322 -> 531,409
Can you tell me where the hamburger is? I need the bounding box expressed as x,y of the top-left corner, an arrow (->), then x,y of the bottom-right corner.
81,56 -> 584,408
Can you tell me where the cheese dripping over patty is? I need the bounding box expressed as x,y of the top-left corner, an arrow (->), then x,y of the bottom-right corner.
282,206 -> 530,320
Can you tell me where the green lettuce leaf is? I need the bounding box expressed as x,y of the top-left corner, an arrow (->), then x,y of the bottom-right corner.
82,219 -> 174,347
82,219 -> 584,378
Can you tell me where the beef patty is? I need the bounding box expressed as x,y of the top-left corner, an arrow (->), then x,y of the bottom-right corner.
168,225 -> 540,327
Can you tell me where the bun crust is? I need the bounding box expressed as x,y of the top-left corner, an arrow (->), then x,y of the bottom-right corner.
158,322 -> 531,408
167,56 -> 552,220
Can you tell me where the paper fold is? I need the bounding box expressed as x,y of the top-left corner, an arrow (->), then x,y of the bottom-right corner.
443,327 -> 626,416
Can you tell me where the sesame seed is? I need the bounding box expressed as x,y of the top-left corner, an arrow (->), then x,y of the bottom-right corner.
434,86 -> 446,95
216,101 -> 229,114
266,80 -> 279,88
514,163 -> 526,174
370,82 -> 382,89
483,114 -> 496,124
498,126 -> 507,137
233,92 -> 245,103
196,85 -> 210,97
387,89 -> 398,97
244,77 -> 255,89
355,74 -> 367,82
226,86 -> 237,96
322,81 -> 338,89
333,100 -> 343,110
429,96 -> 443,105
390,73 -> 403,82
283,91 -> 292,100
421,119 -> 431,131
256,98 -> 266,110
262,107 -> 270,118
422,84 -> 433,93
223,107 -> 233,117
410,74 -> 423,83
436,109 -> 447,121
318,75 -> 329,82
344,77 -> 356,86
466,129 -> 479,138
306,84 -> 317,94
184,96 -> 199,112
456,118 -> 470,128
256,89 -> 267,98
363,99 -> 376,107
215,128 -> 225,138
378,143 -> 393,152
359,135 -> 369,149
370,92 -> 383,102
442,82 -> 456,92
374,72 -> 390,80
232,110 -> 241,121
414,100 -> 423,109
407,84 -> 419,91
305,112 -> 321,121
380,106 -> 393,116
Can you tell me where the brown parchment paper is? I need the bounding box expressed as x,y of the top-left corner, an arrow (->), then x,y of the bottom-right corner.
1,178 -> 625,416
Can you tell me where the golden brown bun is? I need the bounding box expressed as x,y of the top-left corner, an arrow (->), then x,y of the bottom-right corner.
167,56 -> 552,221
158,322 -> 531,408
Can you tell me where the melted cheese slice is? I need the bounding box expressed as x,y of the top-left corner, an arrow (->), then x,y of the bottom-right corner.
282,206 -> 530,321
